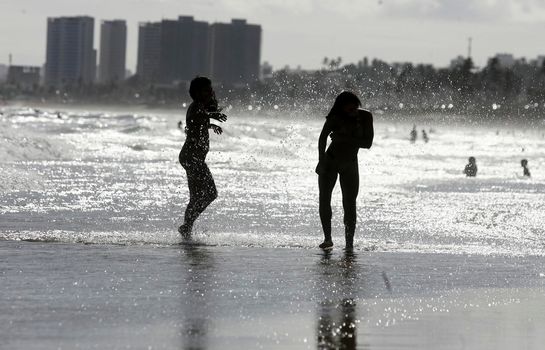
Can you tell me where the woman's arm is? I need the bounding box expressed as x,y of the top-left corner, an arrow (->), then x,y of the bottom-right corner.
208,111 -> 227,122
318,118 -> 334,161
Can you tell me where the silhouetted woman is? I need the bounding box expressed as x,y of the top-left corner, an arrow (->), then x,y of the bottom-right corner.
178,77 -> 227,238
316,91 -> 374,250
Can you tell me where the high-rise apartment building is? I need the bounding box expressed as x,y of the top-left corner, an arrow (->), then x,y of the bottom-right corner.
159,16 -> 209,84
99,20 -> 127,83
45,16 -> 96,87
208,19 -> 261,86
136,22 -> 162,82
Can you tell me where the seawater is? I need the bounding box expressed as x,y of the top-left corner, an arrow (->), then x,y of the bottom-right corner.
1,106 -> 544,255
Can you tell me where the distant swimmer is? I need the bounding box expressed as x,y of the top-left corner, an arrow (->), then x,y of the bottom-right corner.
521,159 -> 531,177
316,91 -> 374,250
410,124 -> 417,143
177,120 -> 183,130
422,129 -> 429,143
464,157 -> 478,177
178,77 -> 227,238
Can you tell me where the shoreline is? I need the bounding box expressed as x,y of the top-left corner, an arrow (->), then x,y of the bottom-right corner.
2,235 -> 545,258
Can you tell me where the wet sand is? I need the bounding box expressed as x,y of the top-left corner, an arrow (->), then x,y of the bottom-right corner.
2,240 -> 545,349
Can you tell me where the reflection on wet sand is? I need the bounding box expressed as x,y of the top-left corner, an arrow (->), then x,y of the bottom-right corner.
180,244 -> 215,349
316,250 -> 358,350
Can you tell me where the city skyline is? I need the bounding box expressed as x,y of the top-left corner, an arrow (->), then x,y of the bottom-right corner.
1,0 -> 544,71
37,15 -> 261,86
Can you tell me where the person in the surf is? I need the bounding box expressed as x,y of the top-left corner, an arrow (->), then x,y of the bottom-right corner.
422,129 -> 429,143
464,156 -> 478,177
410,124 -> 417,143
178,77 -> 227,238
316,91 -> 374,250
521,159 -> 531,177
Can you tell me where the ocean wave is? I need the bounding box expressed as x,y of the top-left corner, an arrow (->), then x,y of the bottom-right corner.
409,177 -> 542,193
119,125 -> 153,134
0,125 -> 68,162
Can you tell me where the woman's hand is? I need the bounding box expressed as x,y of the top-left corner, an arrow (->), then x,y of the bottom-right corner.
211,124 -> 223,135
209,112 -> 227,122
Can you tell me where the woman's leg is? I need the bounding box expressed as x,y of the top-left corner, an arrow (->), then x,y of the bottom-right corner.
339,161 -> 359,248
193,162 -> 218,214
318,168 -> 338,243
182,161 -> 218,235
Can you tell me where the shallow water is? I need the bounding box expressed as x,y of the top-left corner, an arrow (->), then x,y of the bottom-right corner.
1,106 -> 544,255
2,241 -> 545,349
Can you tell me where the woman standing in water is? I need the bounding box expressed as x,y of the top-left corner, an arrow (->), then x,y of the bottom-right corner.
316,92 -> 374,250
178,77 -> 227,238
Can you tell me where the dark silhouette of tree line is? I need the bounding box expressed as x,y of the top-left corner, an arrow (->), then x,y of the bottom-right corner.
2,55 -> 545,119
245,56 -> 545,117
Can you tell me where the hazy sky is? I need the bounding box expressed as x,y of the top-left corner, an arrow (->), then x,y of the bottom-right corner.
1,0 -> 544,71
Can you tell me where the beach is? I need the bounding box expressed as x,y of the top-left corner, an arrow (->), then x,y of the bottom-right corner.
1,106 -> 545,348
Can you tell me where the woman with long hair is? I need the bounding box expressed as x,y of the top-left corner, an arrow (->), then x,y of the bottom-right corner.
178,77 -> 227,238
316,91 -> 374,250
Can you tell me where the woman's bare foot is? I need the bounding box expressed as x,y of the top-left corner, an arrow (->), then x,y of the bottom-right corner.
319,240 -> 333,250
178,223 -> 192,239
